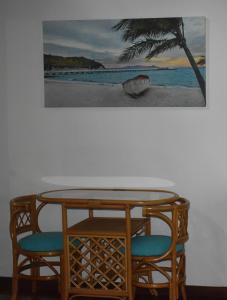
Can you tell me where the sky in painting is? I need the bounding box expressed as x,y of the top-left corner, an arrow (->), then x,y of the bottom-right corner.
43,17 -> 205,68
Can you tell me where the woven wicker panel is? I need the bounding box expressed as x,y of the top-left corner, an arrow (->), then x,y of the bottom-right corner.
16,212 -> 31,230
68,235 -> 127,291
133,224 -> 146,237
177,207 -> 188,239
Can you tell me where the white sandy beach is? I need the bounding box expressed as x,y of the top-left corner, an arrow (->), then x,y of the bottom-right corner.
44,79 -> 205,107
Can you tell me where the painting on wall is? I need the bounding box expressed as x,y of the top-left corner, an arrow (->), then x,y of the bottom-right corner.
43,17 -> 206,107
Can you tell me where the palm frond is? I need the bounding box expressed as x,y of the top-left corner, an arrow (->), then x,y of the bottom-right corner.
112,19 -> 131,31
113,18 -> 182,42
113,18 -> 205,98
119,38 -> 166,62
146,38 -> 179,58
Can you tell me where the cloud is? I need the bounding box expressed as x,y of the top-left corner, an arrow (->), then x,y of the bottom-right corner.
43,19 -> 126,54
43,17 -> 206,65
183,17 -> 206,55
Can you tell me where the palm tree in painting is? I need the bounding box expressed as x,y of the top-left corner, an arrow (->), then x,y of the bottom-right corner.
113,17 -> 205,98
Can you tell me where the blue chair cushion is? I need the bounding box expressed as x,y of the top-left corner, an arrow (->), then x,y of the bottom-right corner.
131,235 -> 184,257
18,232 -> 63,252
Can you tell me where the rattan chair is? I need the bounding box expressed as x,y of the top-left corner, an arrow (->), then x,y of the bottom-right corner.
131,198 -> 189,300
9,195 -> 64,300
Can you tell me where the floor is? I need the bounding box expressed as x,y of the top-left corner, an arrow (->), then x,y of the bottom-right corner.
1,281 -> 227,300
1,290 -> 227,300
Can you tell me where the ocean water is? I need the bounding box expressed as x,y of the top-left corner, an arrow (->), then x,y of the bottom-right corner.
46,67 -> 205,88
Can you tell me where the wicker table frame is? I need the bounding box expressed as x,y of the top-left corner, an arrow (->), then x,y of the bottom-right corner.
38,188 -> 179,300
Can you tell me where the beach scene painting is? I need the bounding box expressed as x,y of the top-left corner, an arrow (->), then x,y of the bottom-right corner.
43,17 -> 206,107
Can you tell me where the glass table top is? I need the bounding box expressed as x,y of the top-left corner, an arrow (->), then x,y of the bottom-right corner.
38,189 -> 178,205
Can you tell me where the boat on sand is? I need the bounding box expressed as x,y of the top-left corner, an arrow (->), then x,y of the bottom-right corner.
122,75 -> 150,98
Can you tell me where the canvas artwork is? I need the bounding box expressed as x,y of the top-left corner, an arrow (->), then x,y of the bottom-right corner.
43,17 -> 206,107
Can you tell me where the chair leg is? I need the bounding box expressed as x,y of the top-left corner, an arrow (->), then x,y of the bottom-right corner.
11,253 -> 18,300
176,285 -> 179,300
181,283 -> 187,300
31,258 -> 39,294
132,286 -> 136,300
170,255 -> 177,300
170,284 -> 178,300
179,254 -> 187,300
148,275 -> 158,297
60,254 -> 67,300
11,275 -> 18,300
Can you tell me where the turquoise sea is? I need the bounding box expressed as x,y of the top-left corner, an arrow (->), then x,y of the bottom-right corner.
45,67 -> 205,88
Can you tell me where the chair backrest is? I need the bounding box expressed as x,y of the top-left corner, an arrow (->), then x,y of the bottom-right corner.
10,195 -> 38,246
142,197 -> 189,258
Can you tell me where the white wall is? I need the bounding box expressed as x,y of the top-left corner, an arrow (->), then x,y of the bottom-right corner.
0,1 -> 10,276
3,0 -> 227,286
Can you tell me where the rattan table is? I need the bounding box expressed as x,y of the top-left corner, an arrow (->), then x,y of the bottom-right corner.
38,189 -> 179,300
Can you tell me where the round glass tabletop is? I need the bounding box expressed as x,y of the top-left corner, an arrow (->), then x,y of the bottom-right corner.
38,188 -> 178,206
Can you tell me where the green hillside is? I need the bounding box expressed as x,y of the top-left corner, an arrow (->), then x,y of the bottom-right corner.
44,54 -> 105,70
